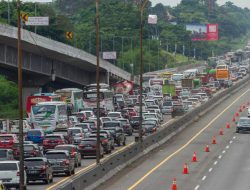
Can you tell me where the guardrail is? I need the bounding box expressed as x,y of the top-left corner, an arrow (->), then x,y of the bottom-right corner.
52,76 -> 249,190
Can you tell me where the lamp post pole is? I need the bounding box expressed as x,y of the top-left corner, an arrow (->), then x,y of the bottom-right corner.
95,0 -> 101,164
138,0 -> 148,142
17,0 -> 25,189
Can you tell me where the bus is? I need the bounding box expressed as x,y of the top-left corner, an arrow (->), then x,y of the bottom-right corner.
29,101 -> 69,133
26,93 -> 61,117
83,89 -> 114,111
55,88 -> 84,113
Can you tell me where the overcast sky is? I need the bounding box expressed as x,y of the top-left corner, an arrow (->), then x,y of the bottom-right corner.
151,0 -> 250,8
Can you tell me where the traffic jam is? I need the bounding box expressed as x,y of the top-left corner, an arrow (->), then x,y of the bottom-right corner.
0,51 -> 248,189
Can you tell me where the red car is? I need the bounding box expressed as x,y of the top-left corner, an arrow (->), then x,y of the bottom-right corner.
43,134 -> 66,150
124,108 -> 137,117
0,134 -> 18,149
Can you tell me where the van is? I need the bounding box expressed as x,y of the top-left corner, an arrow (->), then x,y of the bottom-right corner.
0,161 -> 27,189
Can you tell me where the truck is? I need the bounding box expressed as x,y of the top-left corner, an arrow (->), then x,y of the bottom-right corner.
216,64 -> 230,81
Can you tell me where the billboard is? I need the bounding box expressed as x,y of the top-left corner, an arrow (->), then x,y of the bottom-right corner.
103,51 -> 117,60
186,24 -> 218,41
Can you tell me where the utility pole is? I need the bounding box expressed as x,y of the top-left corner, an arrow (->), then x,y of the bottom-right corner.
8,0 -> 10,24
95,0 -> 101,164
17,0 -> 25,189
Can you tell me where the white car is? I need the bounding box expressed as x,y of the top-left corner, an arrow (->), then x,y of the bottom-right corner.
0,161 -> 27,189
248,108 -> 250,117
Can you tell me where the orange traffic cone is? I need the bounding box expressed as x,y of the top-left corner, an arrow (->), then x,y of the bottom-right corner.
205,145 -> 210,152
171,178 -> 177,190
235,112 -> 239,117
219,128 -> 224,135
232,116 -> 236,122
226,122 -> 231,129
183,163 -> 189,174
192,152 -> 197,162
212,136 -> 217,144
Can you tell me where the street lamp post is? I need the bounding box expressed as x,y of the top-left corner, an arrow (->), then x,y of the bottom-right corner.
138,0 -> 148,142
95,0 -> 101,164
17,1 -> 25,189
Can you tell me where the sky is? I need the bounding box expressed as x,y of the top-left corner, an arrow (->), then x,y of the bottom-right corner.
151,0 -> 250,9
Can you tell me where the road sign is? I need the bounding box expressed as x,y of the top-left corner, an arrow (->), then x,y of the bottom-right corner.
103,52 -> 117,60
25,17 -> 49,26
148,15 -> 157,24
21,13 -> 28,22
66,32 -> 73,39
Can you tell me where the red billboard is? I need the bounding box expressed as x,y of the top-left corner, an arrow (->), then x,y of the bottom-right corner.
186,23 -> 218,41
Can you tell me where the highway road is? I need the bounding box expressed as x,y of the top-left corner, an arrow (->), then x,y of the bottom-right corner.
27,115 -> 173,190
95,82 -> 250,190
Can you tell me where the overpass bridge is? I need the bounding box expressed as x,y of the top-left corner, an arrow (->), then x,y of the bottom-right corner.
0,23 -> 131,91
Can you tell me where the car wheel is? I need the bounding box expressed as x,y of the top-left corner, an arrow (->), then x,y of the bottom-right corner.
50,174 -> 53,183
236,130 -> 239,133
66,171 -> 71,176
72,168 -> 75,175
78,160 -> 82,167
123,140 -> 126,146
23,186 -> 27,190
44,176 -> 49,184
117,141 -> 121,146
75,162 -> 78,168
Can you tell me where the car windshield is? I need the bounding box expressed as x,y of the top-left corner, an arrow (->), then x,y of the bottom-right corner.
0,163 -> 17,171
239,119 -> 250,125
101,118 -> 111,122
131,117 -> 139,121
24,160 -> 44,166
27,130 -> 41,136
0,150 -> 7,158
103,122 -> 120,128
24,145 -> 35,151
108,113 -> 120,117
68,129 -> 81,135
81,140 -> 96,145
55,146 -> 72,151
75,124 -> 89,129
46,153 -> 67,159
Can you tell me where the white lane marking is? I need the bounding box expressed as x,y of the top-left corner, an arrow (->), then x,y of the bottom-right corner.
229,140 -> 233,144
226,145 -> 230,149
218,155 -> 222,159
195,185 -> 200,190
233,136 -> 236,139
214,161 -> 218,165
202,176 -> 207,181
222,150 -> 226,154
209,168 -> 213,172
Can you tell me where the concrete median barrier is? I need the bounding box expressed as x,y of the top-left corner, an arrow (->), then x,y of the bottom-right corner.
53,76 -> 249,190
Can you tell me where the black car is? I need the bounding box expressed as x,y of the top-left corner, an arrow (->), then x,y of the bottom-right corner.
142,121 -> 157,134
45,150 -> 75,176
103,124 -> 126,146
130,116 -> 140,130
24,157 -> 53,184
236,117 -> 250,133
24,144 -> 43,158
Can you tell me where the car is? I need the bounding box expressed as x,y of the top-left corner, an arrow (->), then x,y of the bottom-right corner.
88,134 -> 112,154
115,118 -> 133,136
130,116 -> 140,130
223,80 -> 233,88
24,144 -> 43,158
26,129 -> 45,144
68,116 -> 79,127
143,113 -> 159,122
100,117 -> 112,126
162,101 -> 174,115
0,134 -> 18,149
55,144 -> 81,167
120,109 -> 130,120
0,161 -> 27,189
123,108 -> 137,118
107,112 -> 123,119
236,117 -> 250,133
78,138 -> 104,158
53,130 -> 74,144
142,120 -> 157,134
43,134 -> 66,150
0,149 -> 14,161
80,111 -> 95,120
24,157 -> 53,184
67,127 -> 84,145
93,107 -> 108,117
81,120 -> 97,131
91,130 -> 115,149
103,124 -> 126,146
45,150 -> 75,176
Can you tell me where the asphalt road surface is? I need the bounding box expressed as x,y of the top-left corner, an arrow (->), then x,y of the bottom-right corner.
95,83 -> 250,190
